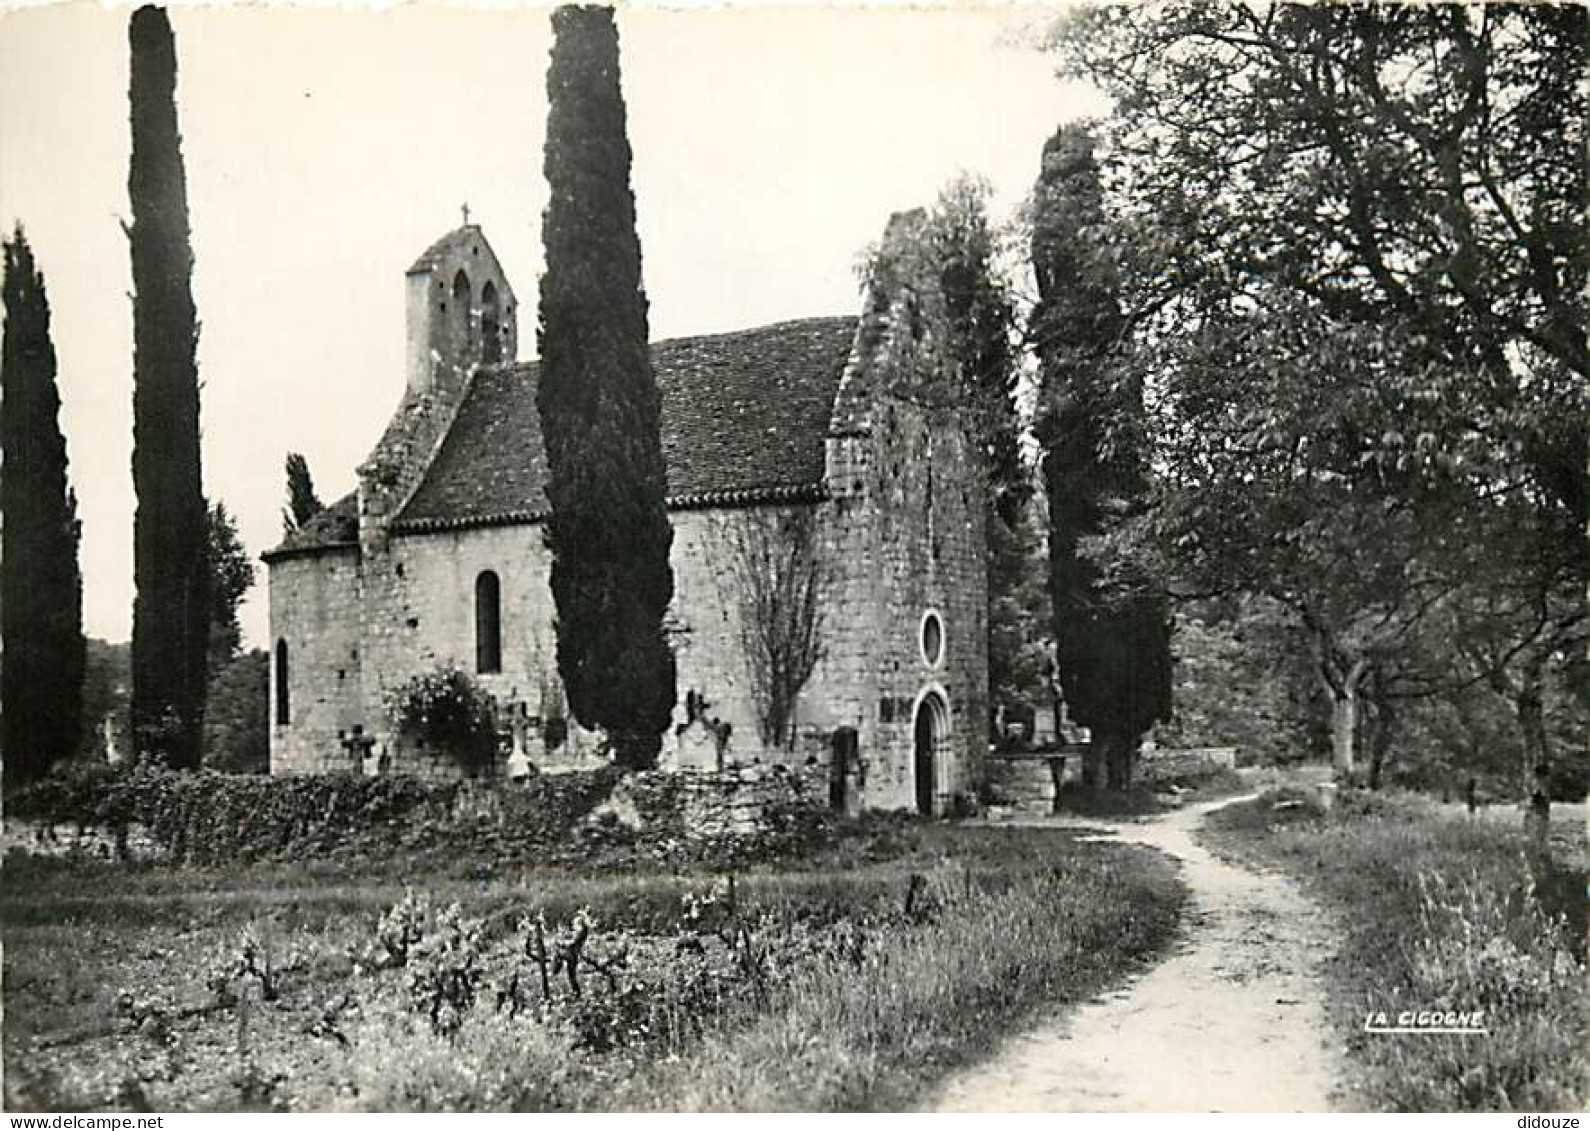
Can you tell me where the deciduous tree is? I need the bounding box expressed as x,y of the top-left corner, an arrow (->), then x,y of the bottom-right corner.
206,501 -> 254,670
718,509 -> 825,750
1049,3 -> 1587,793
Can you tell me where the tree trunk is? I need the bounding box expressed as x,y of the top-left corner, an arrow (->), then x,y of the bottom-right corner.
1112,736 -> 1136,791
1317,653 -> 1369,784
1329,687 -> 1358,781
1081,739 -> 1106,794
1090,731 -> 1134,792
1366,698 -> 1395,791
1513,655 -> 1551,856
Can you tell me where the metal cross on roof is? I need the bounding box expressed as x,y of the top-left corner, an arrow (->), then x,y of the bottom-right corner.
461,202 -> 471,227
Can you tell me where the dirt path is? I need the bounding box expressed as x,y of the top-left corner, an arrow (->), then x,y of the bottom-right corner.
933,796 -> 1340,1112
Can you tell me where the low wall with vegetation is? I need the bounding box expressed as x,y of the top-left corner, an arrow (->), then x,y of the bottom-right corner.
986,745 -> 1238,813
1138,746 -> 1239,781
2,761 -> 832,867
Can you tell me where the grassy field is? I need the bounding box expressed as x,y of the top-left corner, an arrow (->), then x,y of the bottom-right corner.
3,817 -> 1184,1112
1199,787 -> 1587,1112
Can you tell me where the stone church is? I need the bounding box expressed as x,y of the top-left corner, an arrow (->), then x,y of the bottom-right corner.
264,211 -> 988,814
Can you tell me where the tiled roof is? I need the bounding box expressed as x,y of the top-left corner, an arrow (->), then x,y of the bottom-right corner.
394,316 -> 856,531
262,492 -> 359,561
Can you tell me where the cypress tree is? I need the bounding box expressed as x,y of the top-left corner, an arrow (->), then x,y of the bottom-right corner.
1,228 -> 85,790
128,5 -> 209,767
1031,124 -> 1171,791
536,5 -> 675,770
282,451 -> 324,534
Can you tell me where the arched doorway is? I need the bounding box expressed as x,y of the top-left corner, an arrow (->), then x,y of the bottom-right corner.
913,691 -> 947,815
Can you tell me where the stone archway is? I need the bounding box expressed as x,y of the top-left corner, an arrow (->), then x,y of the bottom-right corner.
913,690 -> 949,816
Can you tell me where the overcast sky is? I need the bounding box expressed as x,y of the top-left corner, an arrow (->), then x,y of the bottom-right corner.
0,0 -> 1102,647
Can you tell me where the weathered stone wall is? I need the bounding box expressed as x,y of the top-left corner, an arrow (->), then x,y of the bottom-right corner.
986,754 -> 1082,816
604,763 -> 828,844
665,504 -> 843,771
355,522 -> 581,777
860,401 -> 989,812
815,209 -> 990,813
267,548 -> 364,774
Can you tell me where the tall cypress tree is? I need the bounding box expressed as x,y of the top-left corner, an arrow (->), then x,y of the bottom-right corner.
128,5 -> 208,767
1031,124 -> 1171,791
537,5 -> 675,770
281,451 -> 324,534
1,228 -> 85,790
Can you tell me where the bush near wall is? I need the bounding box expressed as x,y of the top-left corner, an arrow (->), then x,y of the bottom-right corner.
5,761 -> 834,867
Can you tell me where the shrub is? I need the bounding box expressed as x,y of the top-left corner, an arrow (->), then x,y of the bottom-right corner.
373,889 -> 431,969
386,665 -> 500,775
404,903 -> 486,1038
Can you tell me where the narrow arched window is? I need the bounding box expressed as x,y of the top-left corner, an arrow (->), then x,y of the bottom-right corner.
274,639 -> 291,724
452,269 -> 472,351
481,280 -> 501,363
475,570 -> 502,674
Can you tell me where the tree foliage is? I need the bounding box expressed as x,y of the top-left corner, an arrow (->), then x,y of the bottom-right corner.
536,4 -> 676,770
1050,3 -> 1587,788
206,501 -> 254,669
128,4 -> 209,768
1,227 -> 85,788
1155,597 -> 1326,766
926,176 -> 1027,529
987,491 -> 1054,730
386,664 -> 500,776
281,451 -> 324,534
1030,123 -> 1172,790
203,648 -> 268,774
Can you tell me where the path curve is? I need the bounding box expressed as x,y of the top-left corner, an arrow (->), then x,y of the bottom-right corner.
933,796 -> 1340,1112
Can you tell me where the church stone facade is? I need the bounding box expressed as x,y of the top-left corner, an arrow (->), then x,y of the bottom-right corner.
264,211 -> 988,814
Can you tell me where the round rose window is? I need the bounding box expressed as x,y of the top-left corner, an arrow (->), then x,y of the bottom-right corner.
920,610 -> 944,668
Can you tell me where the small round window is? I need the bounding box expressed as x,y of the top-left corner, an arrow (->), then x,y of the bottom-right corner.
920,610 -> 944,668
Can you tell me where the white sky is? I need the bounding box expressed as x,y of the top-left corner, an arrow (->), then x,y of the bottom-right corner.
0,0 -> 1102,647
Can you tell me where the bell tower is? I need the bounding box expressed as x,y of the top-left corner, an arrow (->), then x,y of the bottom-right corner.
358,215 -> 521,556
403,210 -> 518,399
